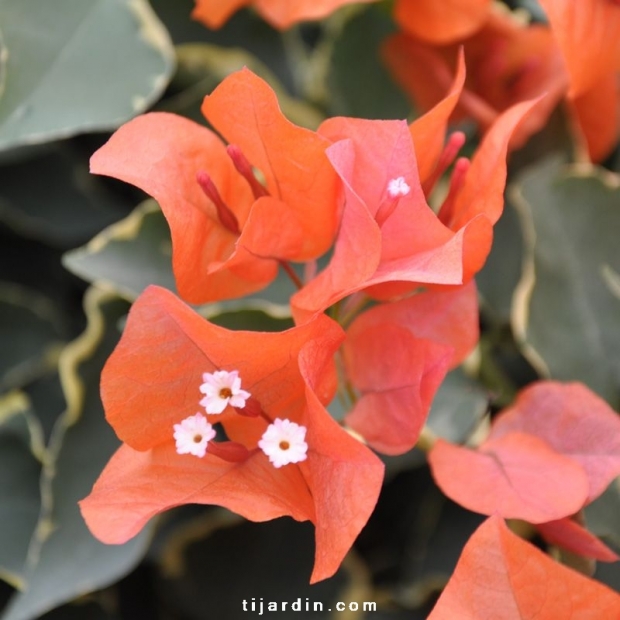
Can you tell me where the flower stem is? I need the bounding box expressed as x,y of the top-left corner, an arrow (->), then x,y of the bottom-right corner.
279,260 -> 304,290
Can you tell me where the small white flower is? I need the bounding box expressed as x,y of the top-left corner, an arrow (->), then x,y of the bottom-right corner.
199,369 -> 251,414
258,418 -> 308,468
173,413 -> 216,458
387,176 -> 410,198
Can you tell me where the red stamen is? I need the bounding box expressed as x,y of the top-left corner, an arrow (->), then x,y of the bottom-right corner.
438,157 -> 471,227
422,131 -> 467,196
207,440 -> 253,463
227,144 -> 269,200
234,397 -> 262,418
196,171 -> 241,235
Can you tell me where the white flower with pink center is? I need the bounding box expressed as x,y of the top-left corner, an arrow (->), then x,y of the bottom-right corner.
258,418 -> 308,468
199,369 -> 250,414
173,413 -> 216,458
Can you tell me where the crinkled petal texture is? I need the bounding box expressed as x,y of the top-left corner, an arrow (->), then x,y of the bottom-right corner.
292,118 -> 468,322
80,286 -> 384,583
489,381 -> 620,504
91,69 -> 338,304
192,0 -> 375,30
90,112 -> 265,303
394,0 -> 492,43
429,433 -> 590,523
429,380 -> 620,525
201,68 -> 339,261
538,0 -> 620,98
342,283 -> 479,454
428,516 -> 620,619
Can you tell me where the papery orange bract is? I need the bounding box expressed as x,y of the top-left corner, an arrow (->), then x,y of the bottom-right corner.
489,381 -> 620,504
291,118 -> 468,322
340,283 -> 479,454
538,0 -> 620,98
435,97 -> 540,282
347,282 -> 479,369
536,517 -> 619,563
408,49 -> 466,185
394,0 -> 492,44
90,69 -> 338,304
569,72 -> 620,163
429,380 -> 620,540
385,12 -> 566,152
90,112 -> 263,303
80,286 -> 384,583
191,0 -> 375,29
201,69 -> 339,261
386,3 -> 620,162
428,516 -> 620,619
440,98 -> 541,232
429,433 -> 589,523
344,325 -> 452,455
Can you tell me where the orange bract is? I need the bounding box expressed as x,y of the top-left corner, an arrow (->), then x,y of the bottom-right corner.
385,11 -> 566,153
291,118 -> 467,322
342,283 -> 479,454
192,0 -> 375,29
538,0 -> 620,98
90,69 -> 339,304
80,286 -> 384,583
429,381 -> 620,554
428,516 -> 620,619
386,3 -> 620,162
395,0 -> 491,43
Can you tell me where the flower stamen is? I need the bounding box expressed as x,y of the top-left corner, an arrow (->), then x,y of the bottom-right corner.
375,176 -> 411,227
227,144 -> 269,200
196,171 -> 241,235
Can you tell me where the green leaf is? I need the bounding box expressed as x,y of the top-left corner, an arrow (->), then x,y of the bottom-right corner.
62,200 -> 177,301
327,5 -> 410,119
0,283 -> 65,392
63,201 -> 298,317
2,288 -> 151,620
0,392 -> 43,589
477,200 -> 524,324
0,143 -> 128,248
426,368 -> 488,444
156,509 -> 369,619
511,158 -> 620,405
159,43 -> 324,129
0,0 -> 174,151
585,479 -> 620,551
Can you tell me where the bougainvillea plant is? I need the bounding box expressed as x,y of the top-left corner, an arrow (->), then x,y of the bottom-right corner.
78,43 -> 620,612
3,0 -> 619,617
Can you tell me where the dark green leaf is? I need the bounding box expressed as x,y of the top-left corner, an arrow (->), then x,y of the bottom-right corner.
0,392 -> 43,589
426,368 -> 488,444
155,509 -> 369,619
0,283 -> 65,392
511,158 -> 620,405
0,143 -> 128,248
2,288 -> 151,620
327,5 -> 410,119
0,0 -> 174,150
